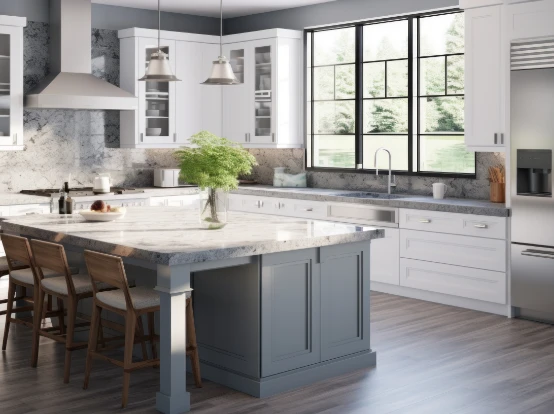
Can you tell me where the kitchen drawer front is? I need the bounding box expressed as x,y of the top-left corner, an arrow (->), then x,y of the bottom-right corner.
276,199 -> 327,220
400,258 -> 506,304
327,203 -> 398,226
228,194 -> 276,215
400,229 -> 506,272
399,209 -> 506,239
9,204 -> 50,216
166,195 -> 197,209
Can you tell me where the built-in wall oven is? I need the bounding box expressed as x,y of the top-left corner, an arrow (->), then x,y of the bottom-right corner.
511,68 -> 554,322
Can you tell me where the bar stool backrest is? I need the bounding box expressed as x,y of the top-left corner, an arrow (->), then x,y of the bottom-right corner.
84,250 -> 134,310
30,240 -> 75,296
1,234 -> 36,282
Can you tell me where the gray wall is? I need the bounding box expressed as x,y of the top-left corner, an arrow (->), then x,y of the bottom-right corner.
0,0 -> 219,35
224,0 -> 458,34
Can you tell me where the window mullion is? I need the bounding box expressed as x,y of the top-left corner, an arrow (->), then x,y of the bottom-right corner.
408,18 -> 414,173
355,25 -> 363,169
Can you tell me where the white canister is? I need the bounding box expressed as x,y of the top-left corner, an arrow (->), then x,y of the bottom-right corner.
432,183 -> 448,199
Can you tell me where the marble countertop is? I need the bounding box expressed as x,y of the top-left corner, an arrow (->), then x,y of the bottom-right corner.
233,185 -> 510,217
232,186 -> 510,217
1,207 -> 384,266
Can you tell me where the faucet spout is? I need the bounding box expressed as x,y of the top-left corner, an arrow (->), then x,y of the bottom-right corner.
374,147 -> 396,195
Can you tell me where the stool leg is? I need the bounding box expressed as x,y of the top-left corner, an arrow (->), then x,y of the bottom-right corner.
2,280 -> 16,351
63,297 -> 77,384
186,298 -> 202,388
136,316 -> 148,361
31,290 -> 46,367
57,297 -> 65,335
147,312 -> 157,361
122,311 -> 136,408
83,303 -> 101,390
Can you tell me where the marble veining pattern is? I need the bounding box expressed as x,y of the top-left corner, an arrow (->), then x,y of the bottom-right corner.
245,149 -> 506,201
1,208 -> 384,265
0,22 -> 180,193
232,186 -> 509,217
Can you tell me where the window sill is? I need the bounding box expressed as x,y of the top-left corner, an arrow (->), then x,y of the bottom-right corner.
305,167 -> 477,179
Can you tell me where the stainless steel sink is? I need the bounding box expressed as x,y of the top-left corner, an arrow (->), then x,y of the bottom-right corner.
337,192 -> 414,200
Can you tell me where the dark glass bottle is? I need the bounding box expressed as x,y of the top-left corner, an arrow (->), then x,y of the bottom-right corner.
58,188 -> 66,214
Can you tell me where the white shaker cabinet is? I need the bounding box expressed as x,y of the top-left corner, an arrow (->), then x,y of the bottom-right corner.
0,15 -> 25,151
222,30 -> 303,148
119,28 -> 221,148
464,5 -> 505,151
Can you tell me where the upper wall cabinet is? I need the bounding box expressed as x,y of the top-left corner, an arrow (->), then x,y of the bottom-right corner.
118,28 -> 222,149
463,6 -> 506,151
222,30 -> 303,148
507,0 -> 554,40
0,15 -> 26,151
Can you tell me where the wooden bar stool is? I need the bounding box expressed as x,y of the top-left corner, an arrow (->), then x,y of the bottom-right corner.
82,250 -> 202,408
29,239 -> 114,383
1,234 -> 68,351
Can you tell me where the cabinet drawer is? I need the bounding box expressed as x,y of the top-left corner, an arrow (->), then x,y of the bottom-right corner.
400,229 -> 506,272
400,258 -> 506,304
276,199 -> 327,220
228,194 -> 276,215
399,209 -> 506,239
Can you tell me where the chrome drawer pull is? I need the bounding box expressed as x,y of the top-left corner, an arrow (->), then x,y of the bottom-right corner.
474,224 -> 488,229
522,249 -> 554,260
304,208 -> 314,212
418,219 -> 431,223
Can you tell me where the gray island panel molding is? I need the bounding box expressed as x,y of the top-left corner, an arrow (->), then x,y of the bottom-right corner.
1,207 -> 384,266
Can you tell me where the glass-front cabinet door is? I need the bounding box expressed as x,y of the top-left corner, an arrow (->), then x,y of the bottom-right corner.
138,38 -> 176,145
0,25 -> 23,147
249,39 -> 277,145
222,44 -> 251,144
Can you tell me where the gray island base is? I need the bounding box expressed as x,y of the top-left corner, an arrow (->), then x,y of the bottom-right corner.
2,208 -> 383,414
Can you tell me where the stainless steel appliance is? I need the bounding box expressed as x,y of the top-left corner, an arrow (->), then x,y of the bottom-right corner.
511,68 -> 554,322
154,169 -> 180,187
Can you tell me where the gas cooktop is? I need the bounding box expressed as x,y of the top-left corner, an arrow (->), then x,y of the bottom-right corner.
21,187 -> 146,198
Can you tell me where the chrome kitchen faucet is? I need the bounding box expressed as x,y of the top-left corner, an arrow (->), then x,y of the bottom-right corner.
374,147 -> 397,195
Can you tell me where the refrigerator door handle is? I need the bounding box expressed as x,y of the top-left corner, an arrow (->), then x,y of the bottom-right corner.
521,249 -> 554,259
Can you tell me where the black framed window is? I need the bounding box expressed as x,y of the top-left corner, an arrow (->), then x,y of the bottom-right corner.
306,10 -> 475,177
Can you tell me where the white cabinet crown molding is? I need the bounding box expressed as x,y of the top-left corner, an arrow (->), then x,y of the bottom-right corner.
118,27 -> 219,44
0,15 -> 26,27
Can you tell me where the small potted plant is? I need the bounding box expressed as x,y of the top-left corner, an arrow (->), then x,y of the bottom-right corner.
176,131 -> 257,229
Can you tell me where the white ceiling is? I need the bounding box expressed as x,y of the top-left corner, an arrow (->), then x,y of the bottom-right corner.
92,0 -> 338,18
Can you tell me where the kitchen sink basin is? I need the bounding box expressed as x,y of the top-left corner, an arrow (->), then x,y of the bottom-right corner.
337,192 -> 414,200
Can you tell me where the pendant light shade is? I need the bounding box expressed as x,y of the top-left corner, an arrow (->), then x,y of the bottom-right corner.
202,0 -> 238,85
139,0 -> 180,82
202,57 -> 239,85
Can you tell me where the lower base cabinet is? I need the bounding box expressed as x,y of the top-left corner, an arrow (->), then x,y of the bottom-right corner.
194,241 -> 372,381
369,228 -> 399,285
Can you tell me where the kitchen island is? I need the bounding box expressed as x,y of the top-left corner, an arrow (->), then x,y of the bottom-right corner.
1,207 -> 383,414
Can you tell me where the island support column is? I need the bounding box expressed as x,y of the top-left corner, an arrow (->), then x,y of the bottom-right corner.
155,263 -> 192,414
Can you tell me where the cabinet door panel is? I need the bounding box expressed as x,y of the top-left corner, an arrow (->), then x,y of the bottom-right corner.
261,249 -> 320,377
465,6 -> 503,149
320,242 -> 371,361
0,25 -> 23,147
222,43 -> 252,143
370,228 -> 400,285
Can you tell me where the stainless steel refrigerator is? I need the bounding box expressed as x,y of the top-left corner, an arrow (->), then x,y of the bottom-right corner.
511,68 -> 554,322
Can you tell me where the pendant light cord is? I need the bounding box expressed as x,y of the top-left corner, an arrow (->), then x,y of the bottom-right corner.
158,0 -> 161,51
220,0 -> 223,57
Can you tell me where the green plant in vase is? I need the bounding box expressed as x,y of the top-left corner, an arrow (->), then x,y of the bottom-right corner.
175,131 -> 257,229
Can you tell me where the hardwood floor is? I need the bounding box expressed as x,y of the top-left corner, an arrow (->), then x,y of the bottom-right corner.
2,291 -> 554,413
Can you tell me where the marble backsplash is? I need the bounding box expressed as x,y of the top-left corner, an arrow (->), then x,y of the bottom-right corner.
1,22 -> 504,200
0,22 -> 179,192
246,149 -> 505,200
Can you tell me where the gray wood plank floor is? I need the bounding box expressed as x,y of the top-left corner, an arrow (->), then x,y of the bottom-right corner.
2,291 -> 554,414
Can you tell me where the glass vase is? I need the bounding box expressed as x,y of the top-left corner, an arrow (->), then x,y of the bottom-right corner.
199,188 -> 228,229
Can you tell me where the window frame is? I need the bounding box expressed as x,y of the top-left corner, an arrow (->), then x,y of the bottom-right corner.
305,9 -> 476,179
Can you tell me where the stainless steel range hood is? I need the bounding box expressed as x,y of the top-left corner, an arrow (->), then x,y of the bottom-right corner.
25,0 -> 138,111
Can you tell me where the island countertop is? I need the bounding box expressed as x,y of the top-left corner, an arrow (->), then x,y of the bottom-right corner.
1,207 -> 384,266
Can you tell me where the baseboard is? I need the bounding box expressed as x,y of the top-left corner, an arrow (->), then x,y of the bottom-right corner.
190,350 -> 376,398
371,282 -> 511,317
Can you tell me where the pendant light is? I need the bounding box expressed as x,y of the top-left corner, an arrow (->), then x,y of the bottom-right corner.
202,0 -> 239,85
139,0 -> 181,82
